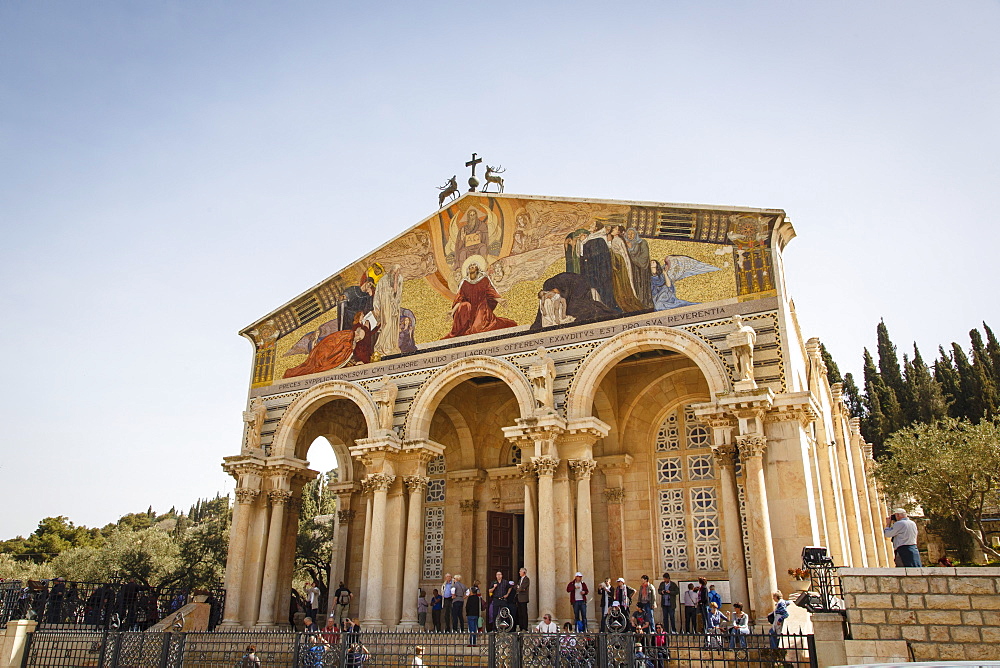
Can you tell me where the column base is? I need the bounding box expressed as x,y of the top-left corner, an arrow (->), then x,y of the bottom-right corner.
360,618 -> 386,629
396,621 -> 422,630
218,619 -> 245,629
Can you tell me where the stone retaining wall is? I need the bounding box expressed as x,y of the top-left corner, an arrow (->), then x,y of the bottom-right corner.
840,567 -> 1000,662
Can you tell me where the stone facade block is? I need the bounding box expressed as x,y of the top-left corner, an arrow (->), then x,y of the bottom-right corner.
928,625 -> 950,642
971,594 -> 1000,609
860,609 -> 885,624
981,626 -> 1000,643
961,610 -> 983,625
877,624 -> 901,640
949,625 -> 981,643
850,624 -> 878,640
924,594 -> 970,609
928,578 -> 949,593
854,594 -> 893,609
900,624 -> 927,641
876,577 -> 900,593
966,644 -> 999,661
905,594 -> 924,608
862,576 -> 881,590
885,609 -> 916,625
983,611 -> 1000,626
948,578 -> 996,595
916,609 -> 961,625
900,577 -> 928,593
840,575 -> 863,592
938,643 -> 967,660
910,643 -> 939,661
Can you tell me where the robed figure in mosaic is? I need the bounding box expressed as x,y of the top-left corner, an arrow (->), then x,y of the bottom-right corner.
445,256 -> 516,338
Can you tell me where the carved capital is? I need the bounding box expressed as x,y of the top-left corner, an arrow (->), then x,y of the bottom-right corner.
517,461 -> 537,479
736,434 -> 767,458
337,509 -> 356,525
459,499 -> 480,514
365,473 -> 396,492
268,490 -> 292,505
235,488 -> 260,505
403,475 -> 429,494
532,456 -> 559,477
603,487 -> 626,504
568,459 -> 598,480
710,444 -> 737,469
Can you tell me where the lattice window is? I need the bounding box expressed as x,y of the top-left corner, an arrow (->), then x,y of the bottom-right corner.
425,479 -> 445,504
684,407 -> 711,449
691,486 -> 722,571
422,506 -> 444,580
687,454 -> 715,481
508,445 -> 522,466
658,489 -> 687,571
656,457 -> 682,484
427,456 -> 446,476
656,410 -> 680,451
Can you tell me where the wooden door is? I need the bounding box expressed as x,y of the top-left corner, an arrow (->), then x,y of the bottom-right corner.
487,511 -> 514,581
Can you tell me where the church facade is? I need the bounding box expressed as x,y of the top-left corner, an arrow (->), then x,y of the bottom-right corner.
220,192 -> 888,629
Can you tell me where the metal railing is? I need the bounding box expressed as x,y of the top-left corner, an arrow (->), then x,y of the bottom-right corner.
23,628 -> 818,667
0,580 -> 225,631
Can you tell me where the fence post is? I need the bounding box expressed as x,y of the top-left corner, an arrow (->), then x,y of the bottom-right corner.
107,632 -> 123,668
157,633 -> 171,668
292,632 -> 300,667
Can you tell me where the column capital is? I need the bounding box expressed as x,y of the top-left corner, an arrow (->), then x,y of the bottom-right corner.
459,499 -> 480,514
603,487 -> 626,504
222,455 -> 266,478
351,434 -> 403,472
568,458 -> 598,480
363,472 -> 396,493
268,489 -> 292,505
766,392 -> 821,426
403,475 -> 429,493
337,509 -> 356,525
595,453 -> 633,474
532,455 -> 560,477
517,461 -> 537,479
736,434 -> 768,458
235,487 -> 260,504
710,444 -> 738,469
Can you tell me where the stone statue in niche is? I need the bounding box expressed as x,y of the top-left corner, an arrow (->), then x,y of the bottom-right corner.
242,397 -> 267,453
726,314 -> 757,389
372,376 -> 399,433
527,346 -> 557,414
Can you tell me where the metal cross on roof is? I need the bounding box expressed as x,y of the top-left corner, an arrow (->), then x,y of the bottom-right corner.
465,152 -> 483,192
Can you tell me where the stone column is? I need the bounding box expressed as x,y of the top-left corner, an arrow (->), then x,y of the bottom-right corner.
331,507 -> 355,608
220,487 -> 259,627
818,441 -> 848,566
534,455 -> 559,619
863,445 -> 892,567
361,473 -> 395,628
398,475 -> 428,629
833,435 -> 865,566
359,486 -> 374,602
848,419 -> 879,566
518,461 -> 539,624
569,459 -> 597,625
604,487 -> 627,579
459,499 -> 480,582
738,434 -> 778,624
257,489 -> 291,626
710,445 -> 750,609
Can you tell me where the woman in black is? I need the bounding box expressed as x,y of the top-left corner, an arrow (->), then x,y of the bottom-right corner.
464,587 -> 483,646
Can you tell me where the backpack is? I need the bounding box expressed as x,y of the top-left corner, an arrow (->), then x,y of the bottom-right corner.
338,590 -> 351,605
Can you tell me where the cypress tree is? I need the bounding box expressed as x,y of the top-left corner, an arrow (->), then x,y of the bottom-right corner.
876,320 -> 906,401
952,342 -> 991,422
908,344 -> 948,424
900,353 -> 918,424
820,343 -> 843,385
970,329 -> 998,416
862,349 -> 888,456
843,372 -> 866,421
935,346 -> 963,419
983,323 -> 1000,381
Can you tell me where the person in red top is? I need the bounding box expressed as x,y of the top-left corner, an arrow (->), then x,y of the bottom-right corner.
444,258 -> 516,339
566,572 -> 590,631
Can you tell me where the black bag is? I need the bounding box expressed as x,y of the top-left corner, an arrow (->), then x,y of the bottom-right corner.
767,612 -> 775,624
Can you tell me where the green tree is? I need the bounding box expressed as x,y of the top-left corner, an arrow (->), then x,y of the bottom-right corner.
876,321 -> 906,402
1,516 -> 104,563
819,343 -> 843,386
842,372 -> 866,421
934,346 -> 962,418
874,418 -> 1000,561
862,348 -> 903,457
295,472 -> 338,604
904,345 -> 948,425
953,342 -> 993,422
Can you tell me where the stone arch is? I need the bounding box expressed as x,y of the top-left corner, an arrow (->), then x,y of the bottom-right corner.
307,435 -> 357,483
566,326 -> 731,420
271,379 -> 380,460
405,355 -> 535,440
619,366 -> 710,437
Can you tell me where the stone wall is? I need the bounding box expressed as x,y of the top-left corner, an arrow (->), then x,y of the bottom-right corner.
840,566 -> 1000,662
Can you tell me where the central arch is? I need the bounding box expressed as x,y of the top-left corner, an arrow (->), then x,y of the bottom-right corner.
271,379 -> 380,460
566,325 -> 732,420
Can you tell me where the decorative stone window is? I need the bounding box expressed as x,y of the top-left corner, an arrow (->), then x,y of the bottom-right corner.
423,455 -> 446,580
507,444 -> 522,467
654,404 -> 724,575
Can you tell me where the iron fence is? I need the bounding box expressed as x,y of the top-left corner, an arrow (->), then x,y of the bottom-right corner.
0,580 -> 224,631
23,628 -> 817,667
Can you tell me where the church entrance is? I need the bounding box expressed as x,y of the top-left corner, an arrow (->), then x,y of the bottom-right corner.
486,511 -> 524,582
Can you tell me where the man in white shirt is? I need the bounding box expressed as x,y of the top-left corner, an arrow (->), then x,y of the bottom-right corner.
883,508 -> 922,567
535,613 -> 558,633
305,582 -> 321,621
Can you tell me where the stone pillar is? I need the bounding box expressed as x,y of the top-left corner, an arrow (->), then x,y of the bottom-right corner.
832,423 -> 865,567
863,445 -> 892,567
710,445 -> 750,609
848,418 -> 879,567
220,487 -> 259,626
327,483 -> 357,613
518,461 -> 539,624
818,441 -> 848,566
361,472 -> 395,628
738,434 -> 778,624
359,488 -> 373,603
534,455 -> 559,619
399,475 -> 429,629
257,488 -> 291,626
553,462 -> 574,622
459,499 -> 480,582
597,454 -> 632,582
569,459 -> 597,624
244,493 -> 271,625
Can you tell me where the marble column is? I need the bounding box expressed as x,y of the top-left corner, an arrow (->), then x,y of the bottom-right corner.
863,445 -> 892,567
257,489 -> 291,626
847,419 -> 878,566
818,441 -> 847,566
534,455 -> 559,619
220,487 -> 259,626
710,446 -> 750,610
569,459 -> 597,625
361,473 -> 395,628
331,507 -> 355,609
399,476 -> 428,629
359,487 -> 373,605
459,499 -> 479,583
738,435 -> 778,624
518,461 -> 539,624
833,432 -> 865,566
604,487 -> 627,580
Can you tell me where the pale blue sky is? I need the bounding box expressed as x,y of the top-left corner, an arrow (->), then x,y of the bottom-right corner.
2,1 -> 998,538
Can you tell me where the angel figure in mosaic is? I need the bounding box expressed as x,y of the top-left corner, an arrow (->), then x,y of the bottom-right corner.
649,255 -> 720,310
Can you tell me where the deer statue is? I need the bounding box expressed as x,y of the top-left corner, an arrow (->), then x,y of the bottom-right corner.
483,165 -> 505,193
437,175 -> 459,208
